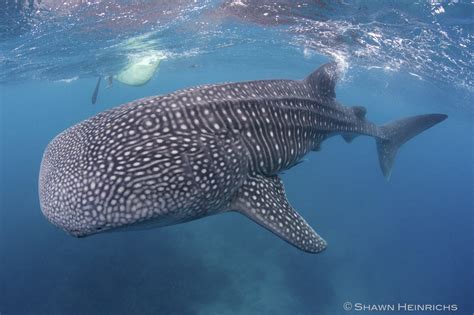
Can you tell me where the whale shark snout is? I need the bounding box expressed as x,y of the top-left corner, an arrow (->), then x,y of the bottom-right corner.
39,126 -> 109,237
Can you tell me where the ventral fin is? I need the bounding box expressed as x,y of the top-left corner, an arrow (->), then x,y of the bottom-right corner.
231,174 -> 327,253
305,62 -> 340,99
342,133 -> 358,143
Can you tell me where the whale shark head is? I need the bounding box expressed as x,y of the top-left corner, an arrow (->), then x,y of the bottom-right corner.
39,125 -> 110,237
39,115 -> 169,238
39,103 -> 209,238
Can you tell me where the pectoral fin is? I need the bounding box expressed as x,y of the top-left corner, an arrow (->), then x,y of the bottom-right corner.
231,174 -> 326,253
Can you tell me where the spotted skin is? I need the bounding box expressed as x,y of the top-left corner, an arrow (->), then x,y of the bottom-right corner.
39,63 -> 447,253
232,174 -> 327,252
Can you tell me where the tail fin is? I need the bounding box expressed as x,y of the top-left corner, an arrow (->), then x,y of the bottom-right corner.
377,114 -> 447,180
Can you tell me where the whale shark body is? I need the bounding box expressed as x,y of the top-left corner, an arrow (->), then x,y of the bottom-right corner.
39,63 -> 447,253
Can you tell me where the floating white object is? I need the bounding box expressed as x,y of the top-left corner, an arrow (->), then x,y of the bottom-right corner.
114,51 -> 164,86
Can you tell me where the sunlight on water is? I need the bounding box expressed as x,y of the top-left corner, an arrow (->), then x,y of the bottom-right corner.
1,0 -> 472,97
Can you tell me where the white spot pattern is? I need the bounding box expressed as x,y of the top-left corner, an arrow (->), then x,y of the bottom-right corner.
39,63 -> 377,253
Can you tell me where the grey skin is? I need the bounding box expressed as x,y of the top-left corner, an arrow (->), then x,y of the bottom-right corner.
39,63 -> 447,253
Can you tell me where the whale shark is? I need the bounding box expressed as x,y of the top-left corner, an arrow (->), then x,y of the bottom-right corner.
39,63 -> 447,253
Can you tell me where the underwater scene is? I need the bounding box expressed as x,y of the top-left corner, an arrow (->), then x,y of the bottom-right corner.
0,1 -> 473,314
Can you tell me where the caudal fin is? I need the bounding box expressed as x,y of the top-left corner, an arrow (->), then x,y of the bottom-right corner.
377,113 -> 447,180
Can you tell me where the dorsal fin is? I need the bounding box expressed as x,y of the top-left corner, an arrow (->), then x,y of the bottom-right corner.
305,62 -> 340,99
352,106 -> 367,119
231,174 -> 326,253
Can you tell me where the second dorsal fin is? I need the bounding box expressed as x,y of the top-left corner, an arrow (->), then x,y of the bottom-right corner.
352,106 -> 367,119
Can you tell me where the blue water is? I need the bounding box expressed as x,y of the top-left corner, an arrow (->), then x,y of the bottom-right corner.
1,1 -> 473,314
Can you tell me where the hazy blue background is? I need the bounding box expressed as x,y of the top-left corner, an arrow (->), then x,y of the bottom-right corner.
1,1 -> 473,314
